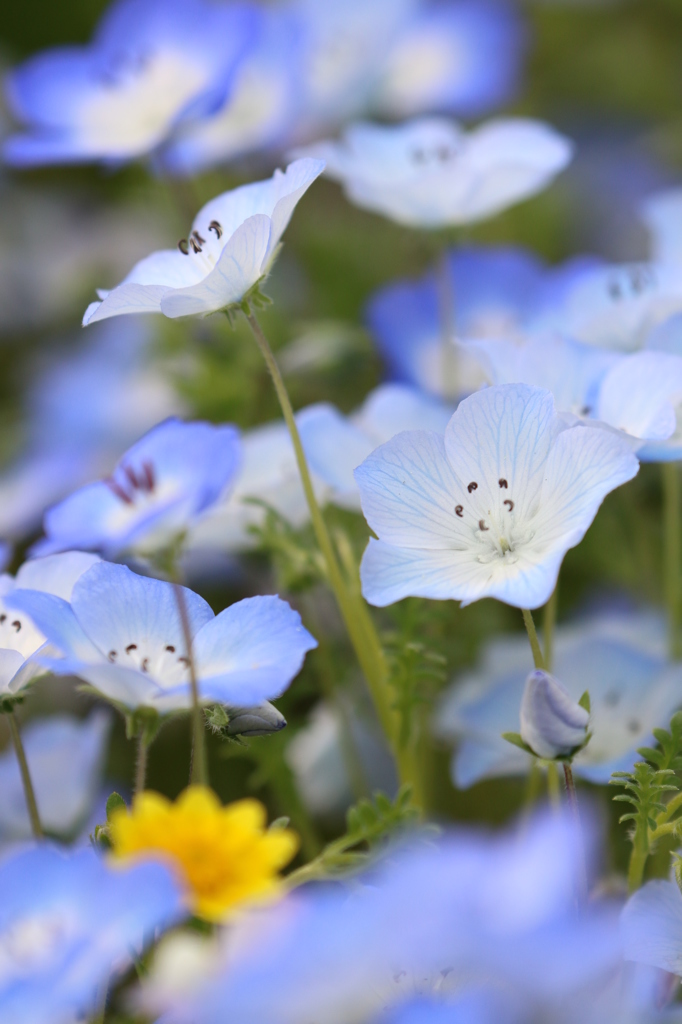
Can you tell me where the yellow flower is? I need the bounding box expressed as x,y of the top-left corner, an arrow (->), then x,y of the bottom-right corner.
109,786 -> 298,922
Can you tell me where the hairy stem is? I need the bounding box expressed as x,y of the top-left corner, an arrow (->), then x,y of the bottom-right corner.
627,831 -> 649,894
543,584 -> 559,671
663,463 -> 682,660
7,711 -> 43,839
243,308 -> 420,801
522,608 -> 546,670
172,582 -> 207,786
135,732 -> 149,795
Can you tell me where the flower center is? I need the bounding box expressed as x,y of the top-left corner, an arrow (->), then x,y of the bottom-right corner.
408,142 -> 459,167
106,640 -> 190,688
177,220 -> 224,274
453,477 -> 534,565
0,913 -> 72,984
105,459 -> 156,506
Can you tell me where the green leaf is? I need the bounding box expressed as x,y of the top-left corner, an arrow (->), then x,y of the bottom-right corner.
106,792 -> 126,820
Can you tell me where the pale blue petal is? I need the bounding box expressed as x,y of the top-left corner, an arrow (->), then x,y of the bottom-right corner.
355,430 -> 463,549
299,403 -> 374,499
71,562 -> 213,659
72,662 -> 167,708
360,539 -> 480,606
443,383 -> 557,523
596,351 -> 682,440
14,552 -> 100,598
358,383 -> 454,438
622,881 -> 682,974
192,595 -> 317,703
453,737 -> 530,789
5,590 -> 101,662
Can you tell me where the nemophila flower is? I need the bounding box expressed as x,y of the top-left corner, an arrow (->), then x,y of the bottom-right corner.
82,159 -> 325,325
373,1 -> 526,120
0,550 -> 99,698
291,0 -> 417,138
3,0 -> 256,166
463,333 -> 682,452
531,259 -> 682,351
622,880 -> 682,977
188,418 -> 328,555
365,245 -> 590,399
32,417 -> 241,559
0,843 -> 182,1024
9,560 -> 317,713
296,117 -> 573,228
641,187 -> 682,266
141,812 -> 619,1024
161,6 -> 303,175
519,669 -> 589,760
0,711 -> 110,842
299,384 -> 454,510
355,384 -> 638,610
436,609 -> 682,788
0,319 -> 184,542
110,787 -> 298,922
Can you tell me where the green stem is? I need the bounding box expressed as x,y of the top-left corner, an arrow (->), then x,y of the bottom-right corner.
134,732 -> 149,795
663,462 -> 682,660
7,711 -> 43,839
172,582 -> 208,786
627,831 -> 649,894
523,759 -> 544,811
242,308 -> 418,799
522,608 -> 546,670
543,584 -> 559,672
546,761 -> 561,808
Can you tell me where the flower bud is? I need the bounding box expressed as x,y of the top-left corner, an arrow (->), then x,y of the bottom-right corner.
520,670 -> 589,759
226,702 -> 287,737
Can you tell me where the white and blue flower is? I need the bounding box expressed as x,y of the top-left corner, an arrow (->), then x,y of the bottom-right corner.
296,117 -> 573,228
32,417 -> 241,559
355,384 -> 638,609
8,560 -> 317,713
0,843 -> 182,1024
3,0 -> 256,166
82,159 -> 324,324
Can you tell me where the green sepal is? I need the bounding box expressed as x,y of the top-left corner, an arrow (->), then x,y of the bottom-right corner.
106,791 -> 127,820
578,690 -> 591,713
0,693 -> 25,714
502,732 -> 534,755
125,707 -> 162,747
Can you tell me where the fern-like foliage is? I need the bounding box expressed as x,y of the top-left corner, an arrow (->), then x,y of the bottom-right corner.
384,634 -> 447,747
246,499 -> 325,592
637,711 -> 682,774
610,763 -> 678,834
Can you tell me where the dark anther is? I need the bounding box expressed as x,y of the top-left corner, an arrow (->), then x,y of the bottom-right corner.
11,621 -> 20,632
581,406 -> 592,416
499,479 -> 508,489
0,615 -> 6,624
108,650 -> 117,662
165,645 -> 175,653
178,656 -> 190,667
478,519 -> 489,532
208,220 -> 223,239
178,239 -> 190,255
190,237 -> 203,254
124,464 -> 141,490
628,719 -> 641,734
467,482 -> 478,493
126,644 -> 137,654
504,500 -> 514,512
142,461 -> 155,492
105,477 -> 134,504
141,658 -> 149,673
454,505 -> 463,518
192,231 -> 206,246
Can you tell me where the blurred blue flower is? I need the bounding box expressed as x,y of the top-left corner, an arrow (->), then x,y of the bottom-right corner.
0,319 -> 184,544
622,880 -> 682,977
9,560 -> 317,712
0,551 -> 99,698
3,0 -> 256,166
641,187 -> 682,267
0,842 -> 183,1024
299,383 -> 454,510
437,608 -> 682,787
520,669 -> 589,759
463,332 -> 682,452
32,417 -> 241,560
82,159 -> 324,324
296,117 -> 572,228
0,711 -> 110,842
355,383 -> 638,609
141,810 -> 620,1024
373,1 -> 526,120
365,246 -> 594,398
160,4 -> 304,175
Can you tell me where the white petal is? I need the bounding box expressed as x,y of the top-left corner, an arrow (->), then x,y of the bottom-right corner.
355,430 -> 464,549
622,881 -> 682,974
160,214 -> 271,318
597,350 -> 682,440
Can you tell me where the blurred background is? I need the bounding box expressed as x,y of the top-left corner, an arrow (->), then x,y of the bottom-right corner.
1,0 -> 681,869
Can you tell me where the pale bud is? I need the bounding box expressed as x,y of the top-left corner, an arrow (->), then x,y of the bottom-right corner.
226,701 -> 287,737
520,669 -> 589,760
